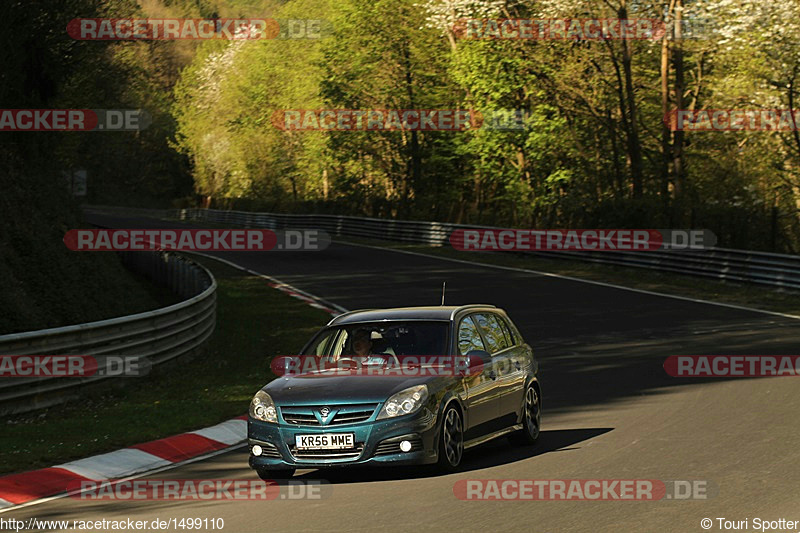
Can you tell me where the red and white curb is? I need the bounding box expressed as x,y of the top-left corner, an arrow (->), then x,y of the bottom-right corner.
0,415 -> 247,511
0,254 -> 350,512
269,281 -> 340,315
188,252 -> 349,317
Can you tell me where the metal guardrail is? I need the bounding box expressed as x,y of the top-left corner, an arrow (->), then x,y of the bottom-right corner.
0,251 -> 216,415
80,204 -> 800,290
168,208 -> 800,291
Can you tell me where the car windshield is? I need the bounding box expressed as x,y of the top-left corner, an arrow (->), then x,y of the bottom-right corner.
304,321 -> 450,361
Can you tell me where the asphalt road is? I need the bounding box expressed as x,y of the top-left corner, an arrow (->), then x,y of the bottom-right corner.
9,214 -> 800,532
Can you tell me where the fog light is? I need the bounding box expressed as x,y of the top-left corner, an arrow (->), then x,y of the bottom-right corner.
251,445 -> 263,456
399,440 -> 412,452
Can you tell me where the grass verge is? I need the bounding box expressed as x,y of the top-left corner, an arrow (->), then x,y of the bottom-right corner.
0,255 -> 331,475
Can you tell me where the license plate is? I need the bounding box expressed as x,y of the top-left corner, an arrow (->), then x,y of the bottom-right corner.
295,433 -> 355,450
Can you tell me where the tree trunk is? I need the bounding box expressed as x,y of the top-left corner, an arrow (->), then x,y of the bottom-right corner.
402,41 -> 421,217
672,0 -> 686,214
660,0 -> 676,215
607,108 -> 623,194
620,0 -> 644,197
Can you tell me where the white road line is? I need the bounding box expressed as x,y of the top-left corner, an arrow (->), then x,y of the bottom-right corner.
0,248 -> 347,513
101,210 -> 799,320
336,240 -> 800,321
6,233 -> 791,515
185,252 -> 349,315
0,251 -> 348,514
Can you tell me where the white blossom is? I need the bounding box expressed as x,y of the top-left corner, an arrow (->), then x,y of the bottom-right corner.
416,0 -> 506,33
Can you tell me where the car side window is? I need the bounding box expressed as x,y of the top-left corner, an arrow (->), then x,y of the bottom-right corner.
497,316 -> 516,347
458,316 -> 486,355
474,313 -> 510,353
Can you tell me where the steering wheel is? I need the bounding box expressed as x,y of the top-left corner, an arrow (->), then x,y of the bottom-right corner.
336,357 -> 362,370
337,353 -> 401,368
370,353 -> 401,367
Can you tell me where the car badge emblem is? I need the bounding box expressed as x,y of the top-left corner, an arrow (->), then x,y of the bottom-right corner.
320,407 -> 330,417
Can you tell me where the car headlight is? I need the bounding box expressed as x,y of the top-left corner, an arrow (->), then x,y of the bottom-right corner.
249,390 -> 278,423
377,385 -> 429,420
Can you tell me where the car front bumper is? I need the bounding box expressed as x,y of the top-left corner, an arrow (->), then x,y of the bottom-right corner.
248,408 -> 439,470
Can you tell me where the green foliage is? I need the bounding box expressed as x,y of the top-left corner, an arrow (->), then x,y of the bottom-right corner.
167,0 -> 797,251
8,0 -> 794,252
0,0 -> 235,333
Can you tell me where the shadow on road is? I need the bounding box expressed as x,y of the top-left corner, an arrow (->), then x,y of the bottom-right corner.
292,427 -> 613,484
84,214 -> 800,417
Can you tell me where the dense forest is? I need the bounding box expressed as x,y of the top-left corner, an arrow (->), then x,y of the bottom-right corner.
3,0 -> 800,255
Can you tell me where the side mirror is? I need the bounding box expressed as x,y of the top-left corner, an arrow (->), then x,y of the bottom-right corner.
466,349 -> 492,366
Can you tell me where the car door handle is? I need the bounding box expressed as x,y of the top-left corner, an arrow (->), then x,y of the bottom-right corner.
488,370 -> 497,380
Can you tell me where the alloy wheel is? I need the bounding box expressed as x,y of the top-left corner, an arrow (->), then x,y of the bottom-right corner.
442,407 -> 464,467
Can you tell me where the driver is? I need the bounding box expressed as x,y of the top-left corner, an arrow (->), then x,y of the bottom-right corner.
343,328 -> 397,370
351,328 -> 374,357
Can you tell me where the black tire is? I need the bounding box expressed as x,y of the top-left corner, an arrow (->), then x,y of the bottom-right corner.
509,383 -> 541,446
437,404 -> 464,472
255,468 -> 295,480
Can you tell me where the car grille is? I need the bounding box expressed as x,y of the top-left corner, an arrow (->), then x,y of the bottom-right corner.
280,404 -> 378,426
329,407 -> 375,425
289,443 -> 365,460
374,436 -> 424,456
282,412 -> 319,425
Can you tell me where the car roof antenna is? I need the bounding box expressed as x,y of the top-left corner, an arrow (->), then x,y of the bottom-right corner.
441,281 -> 446,306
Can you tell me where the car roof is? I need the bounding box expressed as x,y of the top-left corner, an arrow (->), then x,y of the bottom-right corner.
328,305 -> 498,326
